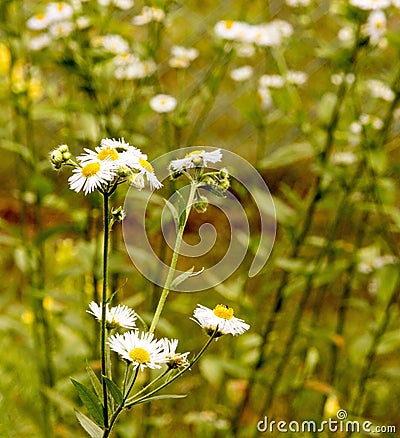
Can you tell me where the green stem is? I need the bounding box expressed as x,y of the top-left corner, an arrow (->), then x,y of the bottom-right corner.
101,192 -> 110,430
148,183 -> 197,334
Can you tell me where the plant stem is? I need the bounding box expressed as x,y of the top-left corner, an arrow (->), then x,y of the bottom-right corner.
101,192 -> 110,430
148,183 -> 197,334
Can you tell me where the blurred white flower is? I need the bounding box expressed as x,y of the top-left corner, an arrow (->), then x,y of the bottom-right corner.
113,0 -> 134,9
286,70 -> 308,85
76,15 -> 90,29
169,45 -> 199,68
349,0 -> 390,10
87,301 -> 137,330
230,65 -> 253,81
259,74 -> 285,88
191,304 -> 250,337
338,26 -> 354,42
214,20 -> 250,41
236,43 -> 256,58
258,86 -> 273,110
331,151 -> 358,166
365,10 -> 386,45
366,79 -> 395,101
100,34 -> 130,54
27,13 -> 50,30
286,0 -> 311,6
28,34 -> 51,51
46,2 -> 74,23
132,6 -> 165,25
108,331 -> 170,371
150,94 -> 177,113
49,21 -> 74,38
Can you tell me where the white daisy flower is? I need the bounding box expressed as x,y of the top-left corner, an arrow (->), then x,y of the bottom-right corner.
108,330 -> 169,371
214,20 -> 251,42
162,338 -> 190,369
46,2 -> 74,23
150,94 -> 177,113
349,0 -> 391,10
87,301 -> 137,330
169,149 -> 222,172
68,160 -> 115,195
331,151 -> 358,166
27,13 -> 50,30
286,0 -> 311,6
245,24 -> 282,47
131,157 -> 163,190
191,304 -> 250,337
79,139 -> 144,169
365,10 -> 386,45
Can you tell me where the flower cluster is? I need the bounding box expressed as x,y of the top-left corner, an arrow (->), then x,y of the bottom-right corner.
27,1 -> 75,49
214,19 -> 293,47
50,138 -> 162,195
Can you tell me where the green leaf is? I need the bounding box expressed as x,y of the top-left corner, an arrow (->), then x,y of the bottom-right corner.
0,138 -> 34,165
131,394 -> 187,406
86,366 -> 103,404
259,142 -> 314,169
71,379 -> 104,426
103,377 -> 123,405
75,410 -> 103,438
163,198 -> 179,229
170,266 -> 194,290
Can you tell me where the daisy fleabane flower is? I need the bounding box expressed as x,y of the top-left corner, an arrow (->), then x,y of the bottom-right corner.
150,94 -> 177,113
68,159 -> 115,195
365,10 -> 387,45
170,149 -> 222,172
87,301 -> 137,330
162,338 -> 190,369
131,157 -> 163,190
108,331 -> 170,371
191,304 -> 250,337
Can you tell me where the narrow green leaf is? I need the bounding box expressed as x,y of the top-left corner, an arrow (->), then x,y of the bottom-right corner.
163,198 -> 179,229
71,379 -> 104,426
75,410 -> 103,438
170,266 -> 194,290
259,142 -> 314,169
103,377 -> 123,405
86,366 -> 103,403
130,394 -> 187,407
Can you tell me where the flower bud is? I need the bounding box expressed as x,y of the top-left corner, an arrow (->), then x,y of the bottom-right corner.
111,206 -> 126,223
193,195 -> 208,213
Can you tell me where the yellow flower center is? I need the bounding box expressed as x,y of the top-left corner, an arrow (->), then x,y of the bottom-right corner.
213,304 -> 234,320
57,3 -> 65,11
82,162 -> 101,177
139,158 -> 154,173
225,20 -> 233,29
97,147 -> 119,161
185,150 -> 205,158
129,347 -> 150,363
375,21 -> 383,29
36,13 -> 46,20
